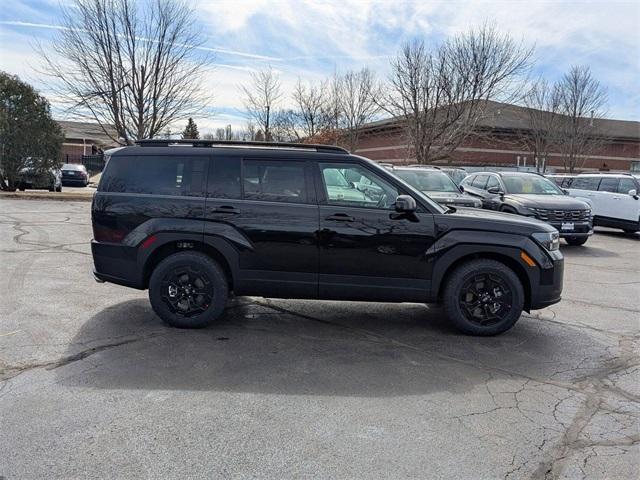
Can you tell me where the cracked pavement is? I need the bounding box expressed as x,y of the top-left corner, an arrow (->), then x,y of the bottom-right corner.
0,199 -> 638,479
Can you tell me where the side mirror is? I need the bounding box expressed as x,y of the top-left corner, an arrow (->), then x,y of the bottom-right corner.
629,189 -> 637,197
395,195 -> 417,213
562,188 -> 570,195
459,185 -> 465,193
487,186 -> 504,195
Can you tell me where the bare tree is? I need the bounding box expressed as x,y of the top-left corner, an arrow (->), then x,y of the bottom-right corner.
290,79 -> 331,139
39,0 -> 211,145
555,66 -> 608,172
521,79 -> 563,172
383,25 -> 532,163
239,67 -> 282,141
335,68 -> 381,152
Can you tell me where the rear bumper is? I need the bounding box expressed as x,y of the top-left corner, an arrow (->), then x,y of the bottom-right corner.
92,240 -> 144,289
62,177 -> 88,185
529,251 -> 564,310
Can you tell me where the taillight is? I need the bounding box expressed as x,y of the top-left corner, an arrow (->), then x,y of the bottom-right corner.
93,225 -> 127,243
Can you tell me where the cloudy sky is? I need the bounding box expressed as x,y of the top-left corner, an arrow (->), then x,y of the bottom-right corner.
1,0 -> 639,134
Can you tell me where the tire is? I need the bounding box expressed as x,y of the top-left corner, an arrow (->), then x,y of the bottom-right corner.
18,185 -> 25,191
500,206 -> 517,214
565,236 -> 588,246
56,185 -> 62,192
443,259 -> 525,336
148,251 -> 228,328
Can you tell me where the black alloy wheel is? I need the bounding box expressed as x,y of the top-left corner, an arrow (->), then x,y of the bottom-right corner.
458,273 -> 513,327
443,259 -> 524,336
149,251 -> 228,328
161,266 -> 213,317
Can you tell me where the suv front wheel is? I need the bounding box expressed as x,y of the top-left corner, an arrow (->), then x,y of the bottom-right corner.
149,251 -> 228,328
443,259 -> 525,336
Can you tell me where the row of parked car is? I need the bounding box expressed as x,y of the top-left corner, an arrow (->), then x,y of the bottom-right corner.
17,162 -> 91,191
382,164 -> 640,246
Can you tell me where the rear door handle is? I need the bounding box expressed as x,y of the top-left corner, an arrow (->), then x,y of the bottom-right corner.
213,205 -> 240,214
325,213 -> 355,222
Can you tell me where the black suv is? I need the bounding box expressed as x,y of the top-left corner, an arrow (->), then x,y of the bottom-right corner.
461,171 -> 593,246
92,140 -> 564,336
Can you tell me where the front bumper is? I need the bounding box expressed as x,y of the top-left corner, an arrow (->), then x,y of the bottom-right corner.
529,249 -> 564,310
547,220 -> 593,238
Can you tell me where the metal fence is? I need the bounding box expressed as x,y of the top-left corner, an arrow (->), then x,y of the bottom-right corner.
62,154 -> 105,174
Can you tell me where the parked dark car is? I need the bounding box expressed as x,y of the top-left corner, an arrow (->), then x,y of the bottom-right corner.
461,171 -> 592,246
92,140 -> 564,336
61,163 -> 90,187
389,166 -> 482,208
17,160 -> 61,192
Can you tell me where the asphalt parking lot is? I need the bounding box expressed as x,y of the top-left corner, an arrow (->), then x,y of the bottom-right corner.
1,198 -> 638,479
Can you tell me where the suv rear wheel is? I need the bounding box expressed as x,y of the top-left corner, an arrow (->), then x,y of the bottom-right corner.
443,259 -> 524,336
149,251 -> 228,328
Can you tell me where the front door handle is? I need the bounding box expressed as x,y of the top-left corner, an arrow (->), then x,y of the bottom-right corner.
212,205 -> 240,214
325,213 -> 355,222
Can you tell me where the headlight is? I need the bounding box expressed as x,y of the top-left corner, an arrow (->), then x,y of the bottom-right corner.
532,231 -> 560,251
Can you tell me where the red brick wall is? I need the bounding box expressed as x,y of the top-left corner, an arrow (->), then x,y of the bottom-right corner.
354,129 -> 640,172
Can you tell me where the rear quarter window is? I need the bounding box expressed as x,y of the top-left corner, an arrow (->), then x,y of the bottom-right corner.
100,155 -> 207,196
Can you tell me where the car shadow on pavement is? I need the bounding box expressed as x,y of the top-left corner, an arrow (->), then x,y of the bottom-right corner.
57,297 -> 614,397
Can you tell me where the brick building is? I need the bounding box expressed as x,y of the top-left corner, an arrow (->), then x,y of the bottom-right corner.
58,121 -> 118,163
354,101 -> 640,172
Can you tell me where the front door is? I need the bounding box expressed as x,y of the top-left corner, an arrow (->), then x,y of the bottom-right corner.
316,162 -> 436,302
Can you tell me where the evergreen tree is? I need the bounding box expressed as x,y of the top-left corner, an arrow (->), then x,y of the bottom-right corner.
182,118 -> 200,139
0,71 -> 64,191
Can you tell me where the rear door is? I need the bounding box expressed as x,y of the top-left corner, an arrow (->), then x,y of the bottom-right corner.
614,177 -> 640,222
203,156 -> 319,298
315,161 -> 436,302
595,177 -> 621,220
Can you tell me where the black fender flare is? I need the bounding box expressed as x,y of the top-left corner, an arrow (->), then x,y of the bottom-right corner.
124,218 -> 254,287
426,230 -> 545,303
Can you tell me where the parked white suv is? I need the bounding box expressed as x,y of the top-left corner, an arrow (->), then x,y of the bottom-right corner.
567,173 -> 640,233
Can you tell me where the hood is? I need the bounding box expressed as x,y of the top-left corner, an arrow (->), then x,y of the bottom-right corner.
424,191 -> 481,207
506,194 -> 590,210
442,207 -> 557,236
423,191 -> 463,199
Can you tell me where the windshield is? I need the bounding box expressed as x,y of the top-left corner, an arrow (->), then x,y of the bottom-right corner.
502,175 -> 563,195
394,170 -> 459,193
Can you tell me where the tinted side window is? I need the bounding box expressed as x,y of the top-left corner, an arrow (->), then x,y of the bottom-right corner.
561,177 -> 575,188
617,178 -> 636,194
486,176 -> 501,189
101,155 -> 206,196
460,175 -> 474,187
598,177 -> 619,193
472,175 -> 489,189
319,163 -> 399,209
243,160 -> 308,203
571,177 -> 600,191
207,157 -> 241,199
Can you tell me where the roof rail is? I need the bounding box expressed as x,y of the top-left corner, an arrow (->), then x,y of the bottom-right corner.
577,171 -> 633,176
135,138 -> 349,154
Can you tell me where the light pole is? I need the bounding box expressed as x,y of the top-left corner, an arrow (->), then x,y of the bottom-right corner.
265,104 -> 270,141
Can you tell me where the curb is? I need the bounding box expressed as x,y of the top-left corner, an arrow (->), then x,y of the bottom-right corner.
0,192 -> 94,202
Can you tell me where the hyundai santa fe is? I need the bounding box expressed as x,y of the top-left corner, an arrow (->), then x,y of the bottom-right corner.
461,171 -> 593,246
92,140 -> 564,336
